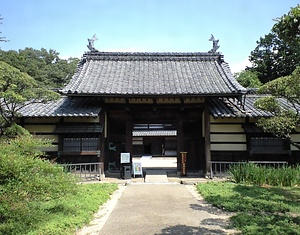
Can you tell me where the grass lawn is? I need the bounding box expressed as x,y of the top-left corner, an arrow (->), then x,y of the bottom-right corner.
197,182 -> 300,235
0,183 -> 118,235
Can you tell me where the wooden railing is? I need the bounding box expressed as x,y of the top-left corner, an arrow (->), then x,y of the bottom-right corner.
60,162 -> 103,181
209,161 -> 287,178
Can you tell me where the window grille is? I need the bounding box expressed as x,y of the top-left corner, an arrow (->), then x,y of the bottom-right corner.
82,138 -> 98,151
250,137 -> 284,152
62,136 -> 99,152
63,138 -> 81,152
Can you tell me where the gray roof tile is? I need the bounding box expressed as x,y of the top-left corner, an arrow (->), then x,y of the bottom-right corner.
209,95 -> 300,118
18,97 -> 101,117
61,52 -> 246,96
132,130 -> 177,137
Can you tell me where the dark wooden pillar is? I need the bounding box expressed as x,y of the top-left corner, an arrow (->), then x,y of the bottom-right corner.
204,102 -> 211,175
99,112 -> 106,163
125,120 -> 133,155
177,115 -> 184,173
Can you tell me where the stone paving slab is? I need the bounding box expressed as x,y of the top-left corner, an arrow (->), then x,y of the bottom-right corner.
145,170 -> 168,183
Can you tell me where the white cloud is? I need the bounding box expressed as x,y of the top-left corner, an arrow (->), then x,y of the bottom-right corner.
230,59 -> 252,74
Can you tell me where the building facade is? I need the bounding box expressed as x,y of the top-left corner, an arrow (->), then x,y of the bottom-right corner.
18,51 -> 300,176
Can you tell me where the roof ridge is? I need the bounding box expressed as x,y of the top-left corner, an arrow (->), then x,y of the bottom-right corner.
82,51 -> 223,61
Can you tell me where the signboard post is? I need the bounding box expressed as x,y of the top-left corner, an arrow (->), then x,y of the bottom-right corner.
120,153 -> 131,179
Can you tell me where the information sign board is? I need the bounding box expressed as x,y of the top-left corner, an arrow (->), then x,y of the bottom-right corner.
120,152 -> 130,163
132,162 -> 143,177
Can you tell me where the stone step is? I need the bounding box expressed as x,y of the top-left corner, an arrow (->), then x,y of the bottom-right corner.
145,170 -> 168,183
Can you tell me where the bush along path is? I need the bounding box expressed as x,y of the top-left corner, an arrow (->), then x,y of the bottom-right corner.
0,135 -> 118,235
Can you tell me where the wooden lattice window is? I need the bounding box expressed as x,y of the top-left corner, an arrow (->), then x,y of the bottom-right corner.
250,137 -> 285,154
62,135 -> 99,152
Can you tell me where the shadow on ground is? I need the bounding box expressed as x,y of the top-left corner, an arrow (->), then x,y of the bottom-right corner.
154,224 -> 228,235
189,203 -> 232,216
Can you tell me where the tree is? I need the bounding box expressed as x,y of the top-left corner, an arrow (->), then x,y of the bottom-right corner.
254,66 -> 300,149
273,4 -> 300,44
234,70 -> 262,88
0,61 -> 59,137
0,48 -> 79,88
249,5 -> 300,83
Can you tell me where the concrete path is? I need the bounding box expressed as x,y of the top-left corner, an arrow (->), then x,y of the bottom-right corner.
77,184 -> 237,235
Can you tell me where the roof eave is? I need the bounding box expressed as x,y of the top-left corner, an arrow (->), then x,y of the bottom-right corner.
61,92 -> 246,98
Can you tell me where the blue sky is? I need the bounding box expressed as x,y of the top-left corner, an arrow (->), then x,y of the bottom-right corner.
0,0 -> 299,72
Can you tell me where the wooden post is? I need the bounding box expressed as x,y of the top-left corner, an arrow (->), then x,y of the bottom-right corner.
177,116 -> 183,174
180,152 -> 187,176
99,111 -> 105,163
125,120 -> 132,155
204,102 -> 211,176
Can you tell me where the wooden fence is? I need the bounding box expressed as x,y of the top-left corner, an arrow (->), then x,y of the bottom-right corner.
60,162 -> 103,181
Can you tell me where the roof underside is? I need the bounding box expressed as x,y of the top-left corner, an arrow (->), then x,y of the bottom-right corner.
61,52 -> 246,96
55,124 -> 103,133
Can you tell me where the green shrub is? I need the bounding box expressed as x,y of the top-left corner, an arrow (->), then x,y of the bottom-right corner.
0,136 -> 77,199
0,135 -> 78,234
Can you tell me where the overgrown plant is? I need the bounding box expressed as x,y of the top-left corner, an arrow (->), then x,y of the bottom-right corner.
229,163 -> 300,187
0,135 -> 78,233
0,134 -> 118,234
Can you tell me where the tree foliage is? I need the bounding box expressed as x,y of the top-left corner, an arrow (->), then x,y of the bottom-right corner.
249,5 -> 300,83
254,66 -> 300,149
0,48 -> 79,88
0,61 -> 59,136
234,70 -> 262,88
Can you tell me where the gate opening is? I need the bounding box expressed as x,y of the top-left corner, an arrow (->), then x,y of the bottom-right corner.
132,123 -> 177,171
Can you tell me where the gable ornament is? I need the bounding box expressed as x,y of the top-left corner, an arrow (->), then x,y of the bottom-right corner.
87,34 -> 98,52
208,34 -> 220,53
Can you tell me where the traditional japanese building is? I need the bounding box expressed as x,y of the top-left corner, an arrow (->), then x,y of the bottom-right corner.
18,49 -> 300,176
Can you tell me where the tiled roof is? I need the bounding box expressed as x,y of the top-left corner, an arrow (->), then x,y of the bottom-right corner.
18,96 -> 101,117
61,52 -> 246,96
209,95 -> 300,118
132,130 -> 177,137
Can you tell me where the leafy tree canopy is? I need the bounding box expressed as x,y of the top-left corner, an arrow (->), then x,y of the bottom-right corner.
0,61 -> 59,137
254,66 -> 300,149
234,70 -> 262,88
248,5 -> 300,84
0,48 -> 79,88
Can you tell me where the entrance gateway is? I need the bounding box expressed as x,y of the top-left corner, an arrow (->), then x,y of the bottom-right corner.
106,104 -> 205,174
18,50 -> 249,176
